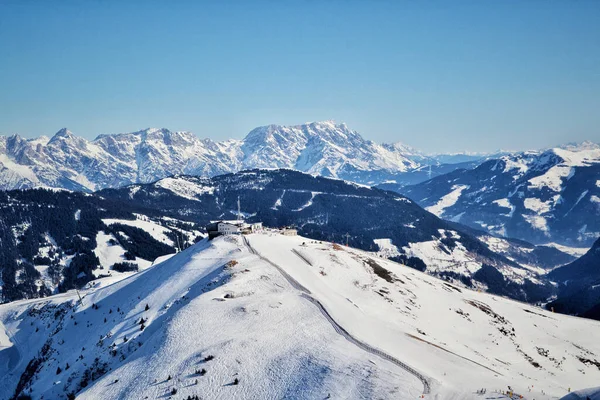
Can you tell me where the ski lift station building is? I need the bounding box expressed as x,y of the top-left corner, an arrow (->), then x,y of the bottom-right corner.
206,220 -> 262,238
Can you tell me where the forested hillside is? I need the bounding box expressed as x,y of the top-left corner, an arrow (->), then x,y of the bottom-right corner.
0,189 -> 201,302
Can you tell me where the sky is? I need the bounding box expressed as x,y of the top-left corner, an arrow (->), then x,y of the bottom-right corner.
0,1 -> 599,153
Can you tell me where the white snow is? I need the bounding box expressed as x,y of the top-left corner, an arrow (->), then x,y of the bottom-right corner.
72,174 -> 97,191
271,190 -> 285,210
478,235 -> 511,253
565,190 -> 590,215
155,177 -> 214,201
528,165 -> 573,192
552,147 -> 600,167
93,231 -> 151,272
0,154 -> 40,184
93,232 -> 127,267
523,214 -> 550,234
248,234 -> 600,399
374,238 -> 401,258
449,211 -> 465,222
293,192 -> 321,212
0,236 -> 421,399
524,197 -> 557,214
544,243 -> 590,257
403,239 -> 483,277
102,215 -> 175,247
493,198 -> 515,217
425,184 -> 469,216
502,156 -> 530,179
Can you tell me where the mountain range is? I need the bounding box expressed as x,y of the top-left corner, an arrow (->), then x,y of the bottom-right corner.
398,143 -> 600,246
0,169 -> 574,305
2,168 -> 600,398
1,120 -> 599,321
0,121 -> 499,191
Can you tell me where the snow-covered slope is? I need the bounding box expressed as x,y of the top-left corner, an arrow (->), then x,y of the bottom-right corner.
3,170 -> 570,305
1,234 -> 598,400
401,144 -> 600,246
0,122 -> 484,191
100,169 -> 567,303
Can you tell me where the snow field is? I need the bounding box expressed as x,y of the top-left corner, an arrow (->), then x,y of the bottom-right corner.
2,233 -> 600,399
248,234 -> 600,399
425,185 -> 469,216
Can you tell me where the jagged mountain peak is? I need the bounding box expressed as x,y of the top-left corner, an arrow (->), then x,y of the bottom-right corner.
47,128 -> 84,147
51,127 -> 74,139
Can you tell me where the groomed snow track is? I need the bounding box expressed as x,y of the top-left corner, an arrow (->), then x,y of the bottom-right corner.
291,248 -> 313,266
299,293 -> 432,395
243,236 -> 431,395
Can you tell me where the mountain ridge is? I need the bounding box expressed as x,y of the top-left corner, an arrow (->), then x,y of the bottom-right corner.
399,145 -> 600,246
97,169 -> 570,303
1,233 -> 599,400
0,121 -> 527,191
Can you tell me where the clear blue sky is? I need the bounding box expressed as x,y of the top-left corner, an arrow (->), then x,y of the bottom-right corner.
1,1 -> 599,152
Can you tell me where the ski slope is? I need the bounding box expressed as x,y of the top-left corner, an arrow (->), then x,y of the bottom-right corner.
247,234 -> 600,399
1,233 -> 599,399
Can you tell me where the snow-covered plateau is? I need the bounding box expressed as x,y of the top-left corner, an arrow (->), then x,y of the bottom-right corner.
1,233 -> 599,400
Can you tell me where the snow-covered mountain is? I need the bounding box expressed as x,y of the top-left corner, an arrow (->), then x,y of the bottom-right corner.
2,170 -> 573,305
1,233 -> 599,400
400,144 -> 600,246
0,122 -> 447,191
0,127 -> 240,191
99,169 -> 577,303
